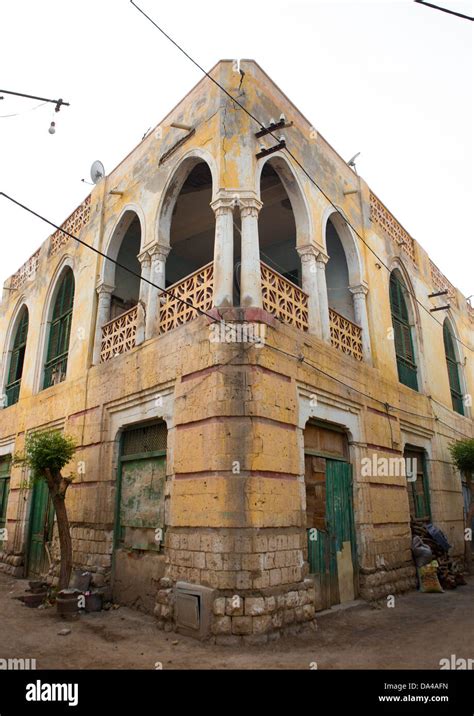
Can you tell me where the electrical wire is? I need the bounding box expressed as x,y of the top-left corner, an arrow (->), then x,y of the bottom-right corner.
0,192 -> 218,323
0,101 -> 48,119
129,0 -> 473,354
2,190 -> 471,439
261,338 -> 473,439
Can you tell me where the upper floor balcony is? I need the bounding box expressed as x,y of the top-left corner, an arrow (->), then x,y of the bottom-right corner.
1,151 -> 471,419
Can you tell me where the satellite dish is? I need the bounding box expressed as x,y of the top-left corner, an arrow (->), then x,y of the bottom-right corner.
90,160 -> 105,184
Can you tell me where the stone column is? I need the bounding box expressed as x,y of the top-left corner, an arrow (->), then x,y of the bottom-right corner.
93,282 -> 114,364
350,284 -> 371,363
138,249 -> 151,305
297,245 -> 321,337
146,244 -> 170,339
239,198 -> 263,308
316,251 -> 331,343
210,197 -> 235,307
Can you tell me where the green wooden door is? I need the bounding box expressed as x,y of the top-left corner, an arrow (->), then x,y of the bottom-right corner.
117,455 -> 166,550
27,479 -> 54,577
307,459 -> 357,609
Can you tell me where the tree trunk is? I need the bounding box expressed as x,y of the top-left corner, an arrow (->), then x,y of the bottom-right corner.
52,493 -> 72,590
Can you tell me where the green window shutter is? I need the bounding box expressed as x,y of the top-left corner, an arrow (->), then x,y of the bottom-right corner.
43,270 -> 75,389
6,308 -> 29,406
0,457 -> 11,529
443,321 -> 464,415
389,273 -> 418,391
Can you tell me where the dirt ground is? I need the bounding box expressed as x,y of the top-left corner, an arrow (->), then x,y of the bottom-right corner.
1,572 -> 472,670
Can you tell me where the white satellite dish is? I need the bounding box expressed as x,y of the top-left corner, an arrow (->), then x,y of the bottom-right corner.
90,160 -> 105,184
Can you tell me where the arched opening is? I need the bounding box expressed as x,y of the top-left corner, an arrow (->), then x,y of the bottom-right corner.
166,162 -> 215,286
389,270 -> 419,391
258,163 -> 300,286
443,319 -> 464,415
325,217 -> 355,322
109,214 -> 141,321
5,305 -> 29,406
43,267 -> 75,389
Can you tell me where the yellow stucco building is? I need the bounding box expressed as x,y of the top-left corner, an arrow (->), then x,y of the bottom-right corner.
0,61 -> 472,642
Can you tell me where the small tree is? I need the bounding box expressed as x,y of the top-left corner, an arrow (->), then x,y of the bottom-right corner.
449,438 -> 474,475
15,430 -> 76,590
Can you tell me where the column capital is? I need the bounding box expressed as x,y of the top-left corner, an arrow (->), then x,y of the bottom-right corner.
349,283 -> 369,297
96,281 -> 114,296
239,197 -> 263,218
138,249 -> 151,267
210,196 -> 237,216
148,243 -> 171,262
316,251 -> 330,265
297,244 -> 319,262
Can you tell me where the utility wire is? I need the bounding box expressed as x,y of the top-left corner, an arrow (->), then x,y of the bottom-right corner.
264,340 -> 473,439
0,101 -> 48,119
1,192 -> 470,438
129,0 -> 473,354
414,0 -> 474,21
0,192 -> 218,322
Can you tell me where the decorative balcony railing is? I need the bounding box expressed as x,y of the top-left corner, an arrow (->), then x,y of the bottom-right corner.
429,259 -> 457,304
329,308 -> 363,361
159,262 -> 214,334
261,262 -> 309,331
100,305 -> 138,363
370,192 -> 416,264
10,249 -> 41,290
49,194 -> 92,256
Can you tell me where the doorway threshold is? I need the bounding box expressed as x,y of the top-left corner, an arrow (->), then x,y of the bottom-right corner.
316,599 -> 364,618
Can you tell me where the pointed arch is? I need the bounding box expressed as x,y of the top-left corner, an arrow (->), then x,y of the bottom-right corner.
255,151 -> 312,250
156,148 -> 218,251
102,208 -> 144,294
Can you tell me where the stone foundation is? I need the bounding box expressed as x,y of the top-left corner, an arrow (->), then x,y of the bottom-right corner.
0,551 -> 24,577
359,563 -> 416,601
165,527 -> 307,590
153,527 -> 318,642
154,575 -> 317,644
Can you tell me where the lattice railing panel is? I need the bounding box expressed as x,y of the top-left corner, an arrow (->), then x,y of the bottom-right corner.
370,192 -> 416,263
329,308 -> 363,361
100,305 -> 138,362
429,259 -> 456,302
159,262 -> 213,334
50,195 -> 92,256
11,249 -> 41,290
261,262 -> 309,331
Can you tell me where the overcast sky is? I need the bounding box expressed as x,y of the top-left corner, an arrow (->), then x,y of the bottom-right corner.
1,0 -> 472,298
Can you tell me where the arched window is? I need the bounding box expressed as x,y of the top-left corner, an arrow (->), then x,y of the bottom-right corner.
443,320 -> 464,415
43,268 -> 75,389
389,272 -> 418,391
5,307 -> 29,406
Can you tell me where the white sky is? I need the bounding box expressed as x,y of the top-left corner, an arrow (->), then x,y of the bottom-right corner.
0,0 -> 472,297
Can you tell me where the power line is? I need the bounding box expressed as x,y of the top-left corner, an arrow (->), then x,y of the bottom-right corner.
129,0 -> 473,354
2,192 -> 470,439
0,101 -> 48,119
0,192 -> 218,323
263,340 -> 473,439
414,0 -> 474,21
